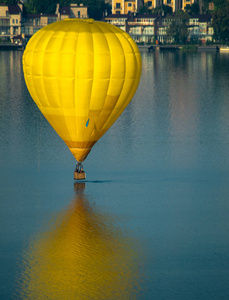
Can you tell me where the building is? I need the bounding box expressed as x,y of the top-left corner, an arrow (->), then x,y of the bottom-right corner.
105,12 -> 158,41
155,13 -> 214,43
0,3 -> 88,44
21,3 -> 88,43
163,0 -> 183,12
188,14 -> 214,43
143,0 -> 158,9
103,13 -> 129,31
104,12 -> 158,43
182,0 -> 196,10
127,13 -> 158,43
0,1 -> 214,46
111,0 -> 197,12
104,12 -> 214,44
155,14 -> 174,43
0,3 -> 23,43
56,3 -> 88,20
112,0 -> 142,14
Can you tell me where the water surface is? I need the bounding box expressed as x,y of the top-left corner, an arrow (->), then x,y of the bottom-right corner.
0,50 -> 229,299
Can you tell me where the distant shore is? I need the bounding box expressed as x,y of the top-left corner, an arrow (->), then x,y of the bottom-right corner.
0,43 -> 24,51
0,43 -> 227,52
137,44 -> 225,52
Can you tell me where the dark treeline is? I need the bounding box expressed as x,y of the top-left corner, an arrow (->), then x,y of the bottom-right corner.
211,0 -> 229,43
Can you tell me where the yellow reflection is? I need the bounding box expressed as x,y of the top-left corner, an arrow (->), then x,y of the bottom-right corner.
18,183 -> 141,299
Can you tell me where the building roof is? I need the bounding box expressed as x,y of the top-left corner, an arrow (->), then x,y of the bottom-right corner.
8,5 -> 21,15
136,14 -> 158,19
189,14 -> 212,22
59,6 -> 70,15
41,14 -> 57,17
105,13 -> 130,18
164,14 -> 177,19
23,13 -> 57,18
198,14 -> 212,22
24,14 -> 41,18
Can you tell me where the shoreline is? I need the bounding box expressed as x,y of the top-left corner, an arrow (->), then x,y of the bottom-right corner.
0,43 -> 24,51
0,43 -> 227,52
137,44 -> 224,52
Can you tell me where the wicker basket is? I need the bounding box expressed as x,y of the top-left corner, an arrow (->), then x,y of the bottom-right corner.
74,171 -> 86,180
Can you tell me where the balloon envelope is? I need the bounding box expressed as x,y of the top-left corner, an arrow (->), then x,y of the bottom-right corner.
23,19 -> 142,162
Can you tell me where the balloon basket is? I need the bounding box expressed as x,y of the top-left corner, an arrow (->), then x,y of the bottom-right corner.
74,163 -> 86,180
74,171 -> 86,180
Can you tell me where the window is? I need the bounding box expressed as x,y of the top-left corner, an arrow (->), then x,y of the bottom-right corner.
159,28 -> 166,35
144,27 -> 154,34
0,19 -> 10,26
130,27 -> 140,34
33,27 -> 41,33
35,19 -> 40,26
12,19 -> 15,24
0,27 -> 10,35
16,19 -> 18,24
208,28 -> 213,34
78,11 -> 80,18
48,17 -> 57,24
116,3 -> 121,9
13,27 -> 18,34
147,1 -> 152,6
128,3 -> 132,6
23,27 -> 33,35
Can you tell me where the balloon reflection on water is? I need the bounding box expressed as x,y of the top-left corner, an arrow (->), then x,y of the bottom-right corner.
17,184 -> 141,299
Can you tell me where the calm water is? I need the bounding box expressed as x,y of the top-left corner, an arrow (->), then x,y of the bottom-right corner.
1,49 -> 229,299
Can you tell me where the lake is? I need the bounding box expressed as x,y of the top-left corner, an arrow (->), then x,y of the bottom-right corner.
0,49 -> 229,299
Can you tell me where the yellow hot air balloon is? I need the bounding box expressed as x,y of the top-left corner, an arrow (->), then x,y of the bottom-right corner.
22,19 -> 142,179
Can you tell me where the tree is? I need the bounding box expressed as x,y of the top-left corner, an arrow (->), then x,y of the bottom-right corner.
138,5 -> 152,14
0,0 -> 18,4
24,0 -> 39,14
166,13 -> 189,44
201,0 -> 211,13
212,3 -> 229,43
152,5 -> 173,14
213,0 -> 227,9
86,0 -> 110,20
190,2 -> 200,13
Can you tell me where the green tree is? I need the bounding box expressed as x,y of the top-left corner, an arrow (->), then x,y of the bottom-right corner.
190,2 -> 200,13
201,0 -> 211,13
24,0 -> 39,14
138,5 -> 152,14
213,0 -> 227,9
86,0 -> 109,20
36,0 -> 57,14
152,5 -> 172,14
212,2 -> 229,43
0,0 -> 18,4
166,13 -> 189,44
